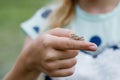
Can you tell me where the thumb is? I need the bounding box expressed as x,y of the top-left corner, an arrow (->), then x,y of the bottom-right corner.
47,28 -> 73,38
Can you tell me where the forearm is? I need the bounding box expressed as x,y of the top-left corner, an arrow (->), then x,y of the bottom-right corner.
4,69 -> 40,80
4,43 -> 41,80
3,58 -> 41,80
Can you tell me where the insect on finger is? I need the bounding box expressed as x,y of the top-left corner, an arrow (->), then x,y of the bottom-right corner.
70,34 -> 85,41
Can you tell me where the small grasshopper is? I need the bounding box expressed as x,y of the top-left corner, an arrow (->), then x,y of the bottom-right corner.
70,34 -> 84,41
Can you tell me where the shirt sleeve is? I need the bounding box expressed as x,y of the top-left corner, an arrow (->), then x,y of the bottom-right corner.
20,7 -> 52,39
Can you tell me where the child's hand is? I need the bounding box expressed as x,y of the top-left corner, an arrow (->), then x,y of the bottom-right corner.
19,28 -> 97,77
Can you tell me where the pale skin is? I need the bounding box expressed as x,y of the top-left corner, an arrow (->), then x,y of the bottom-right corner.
3,0 -> 120,80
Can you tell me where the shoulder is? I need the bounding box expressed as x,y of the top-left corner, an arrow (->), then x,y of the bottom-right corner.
20,5 -> 58,39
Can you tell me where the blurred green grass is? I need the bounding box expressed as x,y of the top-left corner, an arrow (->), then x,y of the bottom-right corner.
0,0 -> 48,79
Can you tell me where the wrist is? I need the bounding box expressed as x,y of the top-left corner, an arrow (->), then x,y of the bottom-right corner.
4,55 -> 41,80
15,46 -> 41,79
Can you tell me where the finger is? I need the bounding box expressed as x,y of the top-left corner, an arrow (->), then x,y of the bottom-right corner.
49,67 -> 75,77
43,49 -> 79,62
47,28 -> 73,37
42,58 -> 76,72
56,58 -> 77,69
51,36 -> 97,51
56,50 -> 79,60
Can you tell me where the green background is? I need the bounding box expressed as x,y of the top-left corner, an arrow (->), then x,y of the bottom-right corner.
0,0 -> 48,79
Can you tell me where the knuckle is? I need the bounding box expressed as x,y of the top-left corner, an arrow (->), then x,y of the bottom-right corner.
62,69 -> 74,77
74,50 -> 79,54
65,39 -> 73,49
44,63 -> 55,72
71,58 -> 77,65
59,58 -> 77,69
43,41 -> 50,48
68,69 -> 74,76
44,53 -> 56,62
67,58 -> 77,68
54,28 -> 72,33
54,28 -> 61,31
42,36 -> 52,48
72,50 -> 79,56
66,40 -> 77,49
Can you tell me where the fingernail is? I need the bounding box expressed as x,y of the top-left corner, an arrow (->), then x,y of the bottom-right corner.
89,45 -> 97,51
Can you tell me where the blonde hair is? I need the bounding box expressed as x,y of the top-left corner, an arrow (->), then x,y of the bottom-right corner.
48,0 -> 77,28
